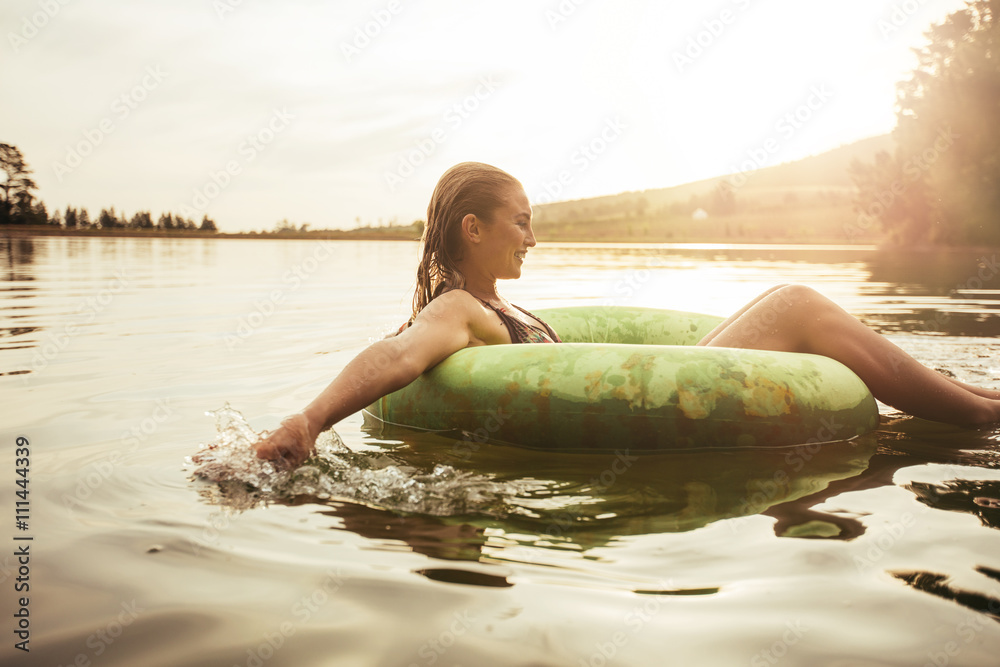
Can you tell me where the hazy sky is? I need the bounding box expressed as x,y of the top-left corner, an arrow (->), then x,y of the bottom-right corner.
2,0 -> 969,232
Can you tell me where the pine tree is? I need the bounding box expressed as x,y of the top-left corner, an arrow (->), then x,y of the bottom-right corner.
98,207 -> 121,229
0,143 -> 37,224
130,211 -> 154,229
31,200 -> 49,225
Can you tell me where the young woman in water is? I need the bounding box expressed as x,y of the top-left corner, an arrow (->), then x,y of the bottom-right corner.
254,162 -> 1000,467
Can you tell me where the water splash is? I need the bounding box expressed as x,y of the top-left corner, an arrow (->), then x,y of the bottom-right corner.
187,404 -> 524,516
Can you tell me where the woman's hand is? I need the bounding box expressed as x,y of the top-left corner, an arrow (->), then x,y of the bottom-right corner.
254,413 -> 319,468
250,292 -> 482,469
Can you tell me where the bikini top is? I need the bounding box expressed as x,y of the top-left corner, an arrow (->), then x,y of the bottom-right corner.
475,298 -> 561,344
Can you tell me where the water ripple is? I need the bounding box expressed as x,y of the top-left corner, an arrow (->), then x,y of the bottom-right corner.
188,404 -> 528,517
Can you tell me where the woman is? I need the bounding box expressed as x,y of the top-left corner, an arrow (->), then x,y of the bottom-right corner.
255,162 -> 1000,467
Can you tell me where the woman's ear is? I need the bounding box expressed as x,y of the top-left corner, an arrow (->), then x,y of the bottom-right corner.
461,213 -> 481,244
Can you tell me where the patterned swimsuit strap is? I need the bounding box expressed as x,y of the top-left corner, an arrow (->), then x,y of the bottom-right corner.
475,297 -> 560,344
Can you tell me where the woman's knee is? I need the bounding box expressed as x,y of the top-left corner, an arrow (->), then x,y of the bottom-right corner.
757,283 -> 791,300
770,284 -> 824,311
746,285 -> 830,338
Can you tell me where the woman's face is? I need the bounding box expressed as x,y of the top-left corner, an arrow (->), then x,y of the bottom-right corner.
480,186 -> 536,280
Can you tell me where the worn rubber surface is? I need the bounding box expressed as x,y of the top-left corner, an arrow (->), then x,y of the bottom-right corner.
364,306 -> 879,451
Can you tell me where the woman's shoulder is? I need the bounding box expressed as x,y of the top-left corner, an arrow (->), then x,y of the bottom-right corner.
424,288 -> 482,311
414,289 -> 485,324
416,289 -> 510,346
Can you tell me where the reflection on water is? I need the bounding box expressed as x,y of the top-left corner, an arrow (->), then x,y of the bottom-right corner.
0,236 -> 40,370
892,570 -> 1000,622
908,479 -> 1000,529
192,405 -> 881,553
4,236 -> 1000,666
1,234 -> 36,280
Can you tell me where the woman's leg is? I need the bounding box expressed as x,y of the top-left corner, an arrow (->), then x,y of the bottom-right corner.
699,284 -> 1000,425
697,284 -> 789,346
942,374 -> 1000,400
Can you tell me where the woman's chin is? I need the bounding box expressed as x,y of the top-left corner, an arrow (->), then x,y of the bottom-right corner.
495,265 -> 522,281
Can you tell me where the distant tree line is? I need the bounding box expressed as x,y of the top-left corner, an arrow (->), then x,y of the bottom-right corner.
62,206 -> 217,232
1,142 -> 217,232
850,0 -> 1000,245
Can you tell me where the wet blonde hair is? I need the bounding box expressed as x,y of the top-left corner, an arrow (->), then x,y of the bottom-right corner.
411,162 -> 521,320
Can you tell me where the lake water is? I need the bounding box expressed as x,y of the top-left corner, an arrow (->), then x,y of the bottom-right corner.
2,236 -> 1000,666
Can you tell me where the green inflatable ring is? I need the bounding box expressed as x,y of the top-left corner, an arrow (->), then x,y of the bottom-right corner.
363,306 -> 880,451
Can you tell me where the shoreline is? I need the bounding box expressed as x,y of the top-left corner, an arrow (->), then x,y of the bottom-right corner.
0,224 -> 870,246
3,224 -> 997,252
0,224 -> 422,241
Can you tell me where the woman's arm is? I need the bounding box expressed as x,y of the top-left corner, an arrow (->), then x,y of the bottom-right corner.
254,292 -> 487,467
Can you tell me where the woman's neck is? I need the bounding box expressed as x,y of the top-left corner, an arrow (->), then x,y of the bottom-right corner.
461,277 -> 500,304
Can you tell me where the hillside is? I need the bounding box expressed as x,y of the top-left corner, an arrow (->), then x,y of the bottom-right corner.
532,134 -> 894,244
